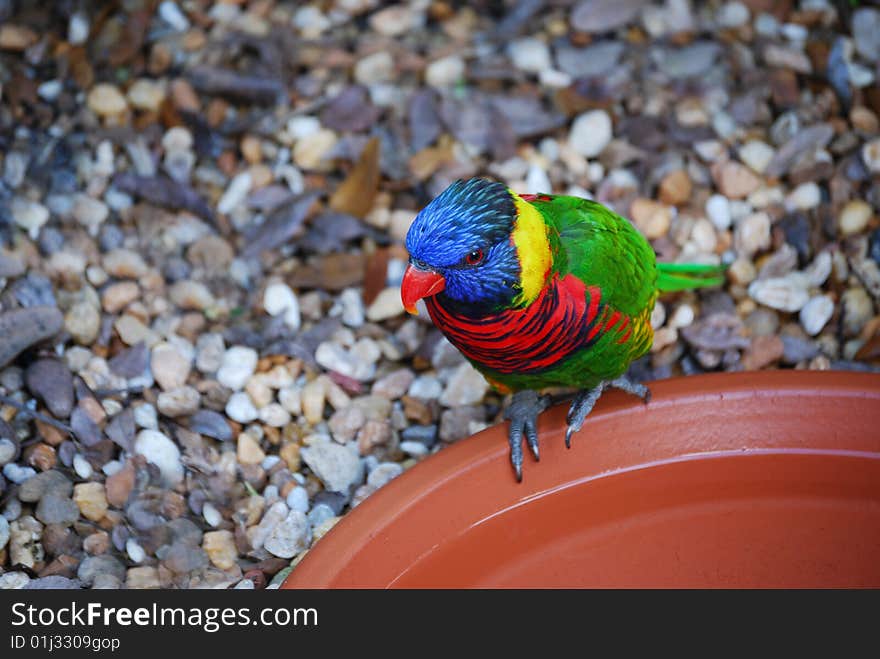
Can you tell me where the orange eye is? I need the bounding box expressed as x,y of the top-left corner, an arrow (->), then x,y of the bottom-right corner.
465,249 -> 484,265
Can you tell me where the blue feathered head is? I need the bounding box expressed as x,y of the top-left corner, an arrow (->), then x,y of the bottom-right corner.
403,178 -> 522,315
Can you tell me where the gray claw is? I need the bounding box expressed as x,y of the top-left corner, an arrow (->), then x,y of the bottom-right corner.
504,390 -> 549,482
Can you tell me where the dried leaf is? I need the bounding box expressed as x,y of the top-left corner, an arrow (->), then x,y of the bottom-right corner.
329,137 -> 380,218
112,173 -> 216,223
241,191 -> 320,259
188,65 -> 286,105
321,86 -> 381,132
288,253 -> 366,290
409,89 -> 443,151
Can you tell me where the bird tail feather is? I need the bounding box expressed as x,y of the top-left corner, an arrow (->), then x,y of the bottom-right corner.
656,262 -> 727,293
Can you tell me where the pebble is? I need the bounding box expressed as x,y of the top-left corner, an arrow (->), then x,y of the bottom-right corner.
785,182 -> 821,211
800,295 -> 834,336
11,198 -> 49,238
367,462 -> 403,489
0,440 -> 15,466
126,538 -> 146,563
315,342 -> 376,381
151,342 -> 191,391
853,8 -> 880,62
508,37 -> 552,74
195,333 -> 225,374
0,572 -> 31,589
440,363 -> 489,407
301,440 -> 362,492
366,287 -> 405,322
264,510 -> 310,558
73,454 -> 93,479
73,482 -> 108,522
18,470 -> 71,502
134,429 -> 184,486
741,335 -> 784,371
568,110 -> 613,158
226,392 -> 259,424
842,288 -> 874,336
734,212 -> 771,257
101,281 -> 140,313
716,1 -> 749,28
217,346 -> 258,391
0,516 -> 9,550
203,530 -> 237,570
293,130 -> 337,170
218,171 -> 252,215
259,403 -> 291,428
373,369 -> 415,399
87,83 -> 128,117
127,79 -> 166,112
738,140 -> 775,174
714,161 -> 762,199
839,200 -> 873,237
425,55 -> 464,88
157,386 -> 200,417
354,51 -> 394,85
169,279 -> 215,311
263,282 -> 301,330
748,274 -> 810,312
286,486 -> 310,513
133,403 -> 158,430
158,0 -> 190,31
35,494 -> 80,526
103,249 -> 148,279
26,359 -> 74,419
4,464 -> 37,485
630,199 -> 672,239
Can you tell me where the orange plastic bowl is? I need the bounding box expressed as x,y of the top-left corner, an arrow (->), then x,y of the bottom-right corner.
282,371 -> 880,588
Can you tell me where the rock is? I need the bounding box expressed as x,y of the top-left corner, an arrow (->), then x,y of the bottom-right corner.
839,200 -> 873,237
263,282 -> 301,330
629,199 -> 671,239
195,333 -> 225,373
329,406 -> 366,443
35,494 -> 80,526
203,530 -> 237,570
216,346 -> 258,391
24,576 -> 82,589
127,78 -> 166,112
568,110 -> 613,158
158,0 -> 190,31
237,433 -> 266,466
734,212 -> 771,257
0,24 -> 37,50
0,572 -> 31,589
25,359 -> 74,419
72,194 -> 109,234
157,386 -> 200,417
748,274 -> 810,312
425,55 -> 464,89
658,170 -> 691,206
73,482 -> 109,522
218,171 -> 252,215
259,404 -> 291,428
293,130 -> 337,171
763,44 -> 811,73
800,295 -> 834,336
264,510 -> 310,558
301,440 -> 361,492
842,288 -> 874,336
19,470 -> 72,502
570,0 -> 647,33
372,369 -> 415,399
556,41 -> 624,78
11,198 -> 49,237
366,287 -> 404,321
134,429 -> 184,486
785,182 -> 821,211
115,315 -> 158,346
354,51 -> 394,85
126,566 -> 161,589
339,288 -> 366,327
65,301 -> 101,345
188,409 -> 232,441
766,124 -> 834,177
526,164 -> 552,194
738,140 -> 775,174
0,307 -> 63,369
168,280 -> 215,310
103,249 -> 149,279
369,4 -> 423,36
286,486 -> 310,514
9,517 -> 42,568
0,439 -> 16,466
87,84 -> 128,117
357,419 -> 392,454
105,461 -> 135,508
367,462 -> 403,489
440,363 -> 489,407
705,194 -> 732,231
0,516 -> 9,550
853,8 -> 880,62
151,342 -> 191,391
226,392 -> 258,424
713,161 -> 761,199
741,335 -> 785,371
315,342 -> 376,381
508,37 -> 552,73
440,406 -> 485,442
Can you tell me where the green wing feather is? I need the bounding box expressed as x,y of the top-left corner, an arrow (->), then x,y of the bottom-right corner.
656,262 -> 727,292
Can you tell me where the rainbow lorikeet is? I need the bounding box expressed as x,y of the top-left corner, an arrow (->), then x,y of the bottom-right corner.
401,178 -> 726,481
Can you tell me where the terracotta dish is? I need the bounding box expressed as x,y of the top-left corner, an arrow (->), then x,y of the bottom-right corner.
282,371 -> 880,588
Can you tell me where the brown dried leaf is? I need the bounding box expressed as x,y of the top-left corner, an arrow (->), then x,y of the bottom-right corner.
329,137 -> 380,218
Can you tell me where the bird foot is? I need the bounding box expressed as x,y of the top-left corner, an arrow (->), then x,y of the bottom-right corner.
565,376 -> 651,448
504,390 -> 550,482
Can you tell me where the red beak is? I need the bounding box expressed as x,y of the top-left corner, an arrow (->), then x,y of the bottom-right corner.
401,264 -> 445,315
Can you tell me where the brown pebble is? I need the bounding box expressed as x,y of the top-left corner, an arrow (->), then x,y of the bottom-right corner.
105,461 -> 136,508
741,335 -> 785,370
24,443 -> 57,471
658,169 -> 692,206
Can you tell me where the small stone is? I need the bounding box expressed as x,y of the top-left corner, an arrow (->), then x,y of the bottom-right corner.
748,274 -> 810,312
658,170 -> 691,206
315,342 -> 376,381
73,482 -> 108,522
301,440 -> 361,492
0,572 -> 30,589
799,295 -> 834,336
861,139 -> 880,174
218,171 -> 252,215
372,369 -> 415,399
168,280 -> 215,311
101,281 -> 139,313
11,198 -> 49,238
105,462 -> 135,508
189,409 -> 232,441
786,182 -> 821,211
842,288 -> 874,336
367,462 -> 403,489
133,403 -> 158,430
125,538 -> 146,564
357,419 -> 392,455
195,333 -> 225,374
161,541 -> 208,574
115,315 -> 158,347
286,486 -> 310,514
73,453 -> 93,478
339,288 -> 366,327
126,566 -> 161,589
714,161 -> 762,199
259,404 -> 291,428
741,335 -> 784,371
264,510 -> 310,558
159,1 -> 190,31
425,55 -> 464,88
36,494 -> 80,526
78,554 -> 126,586
300,379 -> 326,425
293,130 -> 338,171
217,346 -> 258,391
365,287 -> 404,322
157,386 -> 200,417
65,301 -> 101,345
3,463 -> 36,485
507,37 -> 552,74
151,342 -> 191,391
0,24 -> 37,51
226,392 -> 259,424
238,433 -> 266,466
71,194 -> 109,234
354,51 -> 395,84
0,516 -> 7,550
87,84 -> 128,117
103,249 -> 149,279
716,1 -> 749,28
134,429 -> 184,486
440,363 -> 489,407
203,530 -> 237,570
127,78 -> 166,112
26,359 -> 74,419
739,140 -> 775,174
629,199 -> 671,239
263,282 -> 301,330
839,200 -> 873,237
734,212 -> 771,257
568,110 -> 613,158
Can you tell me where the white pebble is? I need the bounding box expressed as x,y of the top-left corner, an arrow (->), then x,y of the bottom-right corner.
217,171 -> 252,215
73,454 -> 93,479
800,295 -> 834,336
286,486 -> 310,513
225,392 -> 259,424
263,282 -> 301,331
568,110 -> 613,158
216,346 -> 258,391
158,0 -> 190,31
202,502 -> 222,528
259,403 -> 291,428
133,403 -> 158,430
400,441 -> 429,457
507,37 -> 552,73
2,464 -> 36,485
525,164 -> 552,194
134,429 -> 183,486
68,11 -> 90,45
705,194 -> 732,230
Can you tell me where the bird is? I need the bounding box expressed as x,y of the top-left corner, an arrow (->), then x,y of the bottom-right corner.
401,177 -> 726,482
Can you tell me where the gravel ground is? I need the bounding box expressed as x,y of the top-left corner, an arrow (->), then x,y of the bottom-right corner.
0,0 -> 878,589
